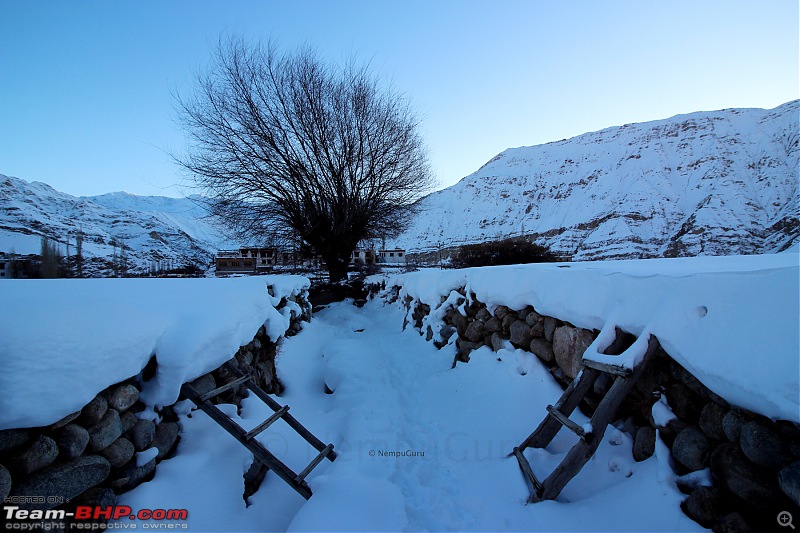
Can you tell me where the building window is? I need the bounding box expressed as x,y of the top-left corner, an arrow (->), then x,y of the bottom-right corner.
398,252 -> 404,257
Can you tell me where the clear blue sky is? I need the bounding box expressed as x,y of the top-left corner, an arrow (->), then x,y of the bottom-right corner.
1,0 -> 797,197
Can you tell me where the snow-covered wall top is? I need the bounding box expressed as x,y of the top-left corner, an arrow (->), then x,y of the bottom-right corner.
389,254 -> 799,422
0,275 -> 309,429
395,100 -> 799,259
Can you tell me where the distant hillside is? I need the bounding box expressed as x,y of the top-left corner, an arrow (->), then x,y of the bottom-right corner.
0,175 -> 231,276
394,100 -> 799,260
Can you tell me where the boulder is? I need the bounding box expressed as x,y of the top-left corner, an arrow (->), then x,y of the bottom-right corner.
0,464 -> 11,503
11,435 -> 59,476
128,419 -> 156,451
464,320 -> 487,343
0,428 -> 29,454
552,326 -> 594,379
525,311 -> 542,326
490,333 -> 507,352
119,410 -> 139,433
494,305 -> 512,319
529,338 -> 554,363
55,424 -> 90,460
106,383 -> 140,412
778,461 -> 800,507
475,308 -> 491,322
10,455 -> 111,511
672,426 -> 711,471
543,317 -> 558,342
680,486 -> 723,528
699,403 -> 727,440
739,420 -> 793,469
501,314 -> 516,333
47,411 -> 81,431
665,383 -> 702,423
101,438 -> 135,469
657,418 -> 687,448
593,372 -> 614,397
451,311 -> 468,336
88,409 -> 122,452
110,458 -> 156,493
79,395 -> 109,426
484,316 -> 503,334
151,422 -> 180,461
722,410 -> 744,443
633,426 -> 656,462
456,338 -> 479,358
710,443 -> 784,511
713,512 -> 756,533
509,320 -> 533,349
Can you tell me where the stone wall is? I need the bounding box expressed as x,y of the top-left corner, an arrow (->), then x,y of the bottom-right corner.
387,285 -> 800,533
0,291 -> 310,527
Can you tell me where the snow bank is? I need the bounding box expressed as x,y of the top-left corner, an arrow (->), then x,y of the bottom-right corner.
389,254 -> 799,422
0,275 -> 309,429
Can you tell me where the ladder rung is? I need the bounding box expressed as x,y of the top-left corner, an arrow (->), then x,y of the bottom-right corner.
546,405 -> 590,439
582,358 -> 631,377
512,447 -> 543,500
295,444 -> 334,483
199,375 -> 251,402
244,405 -> 289,441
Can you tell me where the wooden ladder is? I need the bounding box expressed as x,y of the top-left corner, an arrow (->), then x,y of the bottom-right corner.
512,331 -> 660,503
181,361 -> 337,500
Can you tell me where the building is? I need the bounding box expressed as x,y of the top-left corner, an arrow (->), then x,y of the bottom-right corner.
377,248 -> 406,265
215,247 -> 321,276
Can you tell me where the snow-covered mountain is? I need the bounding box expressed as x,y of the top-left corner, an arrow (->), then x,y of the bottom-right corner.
395,100 -> 799,260
0,175 -> 231,275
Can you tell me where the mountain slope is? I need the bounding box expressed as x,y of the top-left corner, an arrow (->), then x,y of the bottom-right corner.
0,175 -> 231,275
395,100 -> 799,260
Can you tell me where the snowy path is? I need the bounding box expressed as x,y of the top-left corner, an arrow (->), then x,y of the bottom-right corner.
120,299 -> 702,532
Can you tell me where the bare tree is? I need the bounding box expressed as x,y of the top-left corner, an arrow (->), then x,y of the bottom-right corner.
176,38 -> 434,282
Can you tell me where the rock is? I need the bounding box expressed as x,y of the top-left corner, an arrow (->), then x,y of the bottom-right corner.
78,487 -> 117,507
48,410 -> 81,430
543,317 -> 558,342
666,383 -> 702,423
464,320 -> 487,343
101,438 -> 135,469
529,338 -> 554,363
490,333 -> 507,352
120,410 -> 139,433
188,374 -> 216,399
552,326 -> 594,379
88,409 -> 122,452
710,443 -> 784,511
658,418 -> 687,448
451,311 -> 468,336
516,306 -> 534,320
456,338 -> 479,358
484,316 -> 503,333
253,337 -> 262,350
739,420 -> 793,469
128,419 -> 156,451
699,403 -> 727,440
110,458 -> 156,492
722,410 -> 744,443
11,435 -> 59,476
79,395 -> 109,426
509,320 -> 533,348
501,314 -> 516,333
425,325 -> 434,341
0,428 -> 30,454
672,426 -> 711,471
0,464 -> 11,502
106,383 -> 140,412
440,324 -> 457,341
10,455 -> 111,511
633,426 -> 656,462
55,424 -> 90,460
475,308 -> 491,322
151,422 -> 180,460
681,486 -> 723,528
778,461 -> 800,507
525,311 -> 542,326
713,512 -> 756,533
494,305 -> 512,319
593,372 -> 614,397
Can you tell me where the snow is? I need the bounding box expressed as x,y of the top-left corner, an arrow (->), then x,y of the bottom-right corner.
390,253 -> 799,422
0,275 -> 309,429
118,300 -> 702,532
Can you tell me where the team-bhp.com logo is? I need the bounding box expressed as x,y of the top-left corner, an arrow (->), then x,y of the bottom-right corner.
4,505 -> 189,530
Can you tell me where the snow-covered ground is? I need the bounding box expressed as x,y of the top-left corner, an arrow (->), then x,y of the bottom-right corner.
119,299 -> 702,532
0,275 -> 309,429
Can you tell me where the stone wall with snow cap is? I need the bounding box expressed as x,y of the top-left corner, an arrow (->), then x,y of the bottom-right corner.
0,275 -> 311,524
378,253 -> 799,532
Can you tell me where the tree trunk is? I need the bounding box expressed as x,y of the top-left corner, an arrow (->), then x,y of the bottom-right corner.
325,256 -> 349,283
